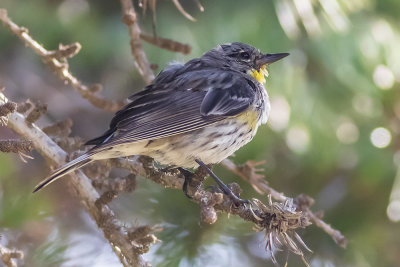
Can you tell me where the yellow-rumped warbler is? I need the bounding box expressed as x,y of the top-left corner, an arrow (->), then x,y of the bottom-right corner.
34,42 -> 288,205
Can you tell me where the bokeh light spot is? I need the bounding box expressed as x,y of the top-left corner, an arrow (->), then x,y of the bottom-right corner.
370,127 -> 391,148
373,65 -> 395,90
286,125 -> 310,153
269,97 -> 291,132
371,19 -> 394,43
387,201 -> 400,222
336,121 -> 359,144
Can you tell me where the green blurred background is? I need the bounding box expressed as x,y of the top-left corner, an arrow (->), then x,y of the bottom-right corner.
1,0 -> 400,266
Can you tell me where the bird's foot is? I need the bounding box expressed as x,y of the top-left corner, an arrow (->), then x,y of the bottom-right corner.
195,159 -> 250,207
216,183 -> 250,207
178,167 -> 199,199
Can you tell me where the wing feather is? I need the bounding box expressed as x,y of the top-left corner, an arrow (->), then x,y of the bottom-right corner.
200,75 -> 255,116
86,68 -> 257,149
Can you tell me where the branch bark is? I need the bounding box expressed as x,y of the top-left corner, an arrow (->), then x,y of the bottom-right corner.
140,32 -> 191,55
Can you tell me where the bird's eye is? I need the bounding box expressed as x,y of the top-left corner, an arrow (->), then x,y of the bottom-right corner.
240,52 -> 250,60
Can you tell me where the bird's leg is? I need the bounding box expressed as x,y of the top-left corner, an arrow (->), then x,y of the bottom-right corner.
195,159 -> 250,207
178,166 -> 208,199
178,167 -> 194,199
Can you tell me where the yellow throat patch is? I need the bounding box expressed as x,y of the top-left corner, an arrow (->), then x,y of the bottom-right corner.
249,65 -> 269,84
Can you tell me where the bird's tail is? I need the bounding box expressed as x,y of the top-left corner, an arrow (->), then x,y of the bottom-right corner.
33,153 -> 93,193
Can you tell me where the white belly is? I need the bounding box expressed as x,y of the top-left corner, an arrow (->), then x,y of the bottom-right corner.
144,118 -> 260,168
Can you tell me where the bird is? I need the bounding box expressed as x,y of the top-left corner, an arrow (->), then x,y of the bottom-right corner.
33,42 -> 289,205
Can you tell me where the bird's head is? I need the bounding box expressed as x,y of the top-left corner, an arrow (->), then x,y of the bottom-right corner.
205,42 -> 289,84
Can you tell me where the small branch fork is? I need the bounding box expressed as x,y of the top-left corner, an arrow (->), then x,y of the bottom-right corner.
120,0 -> 192,82
0,9 -> 125,113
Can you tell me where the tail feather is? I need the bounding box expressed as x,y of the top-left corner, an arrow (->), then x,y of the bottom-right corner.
33,154 -> 93,193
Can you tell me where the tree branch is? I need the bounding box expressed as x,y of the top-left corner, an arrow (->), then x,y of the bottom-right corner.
0,9 -> 125,112
120,0 -> 155,84
221,159 -> 347,248
0,92 -> 148,267
171,0 -> 197,22
140,32 -> 191,55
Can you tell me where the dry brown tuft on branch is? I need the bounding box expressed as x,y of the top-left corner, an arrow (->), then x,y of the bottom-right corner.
222,159 -> 347,248
0,139 -> 34,154
0,139 -> 34,163
0,243 -> 24,267
0,101 -> 17,126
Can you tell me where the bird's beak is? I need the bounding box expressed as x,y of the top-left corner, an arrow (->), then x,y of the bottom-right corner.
256,53 -> 289,67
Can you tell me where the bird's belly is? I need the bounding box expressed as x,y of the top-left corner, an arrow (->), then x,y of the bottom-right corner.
147,116 -> 259,168
98,109 -> 265,168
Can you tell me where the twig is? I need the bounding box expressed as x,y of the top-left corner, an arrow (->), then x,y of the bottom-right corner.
0,101 -> 17,125
194,0 -> 204,12
221,159 -> 347,248
0,139 -> 34,163
171,0 -> 197,21
0,139 -> 33,154
25,101 -> 47,125
0,92 -> 148,267
120,0 -> 155,85
0,101 -> 17,117
92,172 -> 137,193
0,243 -> 23,267
16,100 -> 32,114
113,156 -> 311,230
47,43 -> 82,60
0,9 -> 125,112
140,32 -> 191,55
306,207 -> 347,248
117,155 -> 313,262
42,118 -> 73,137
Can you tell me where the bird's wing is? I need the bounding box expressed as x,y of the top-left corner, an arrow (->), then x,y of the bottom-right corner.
86,69 -> 256,148
200,75 -> 256,116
